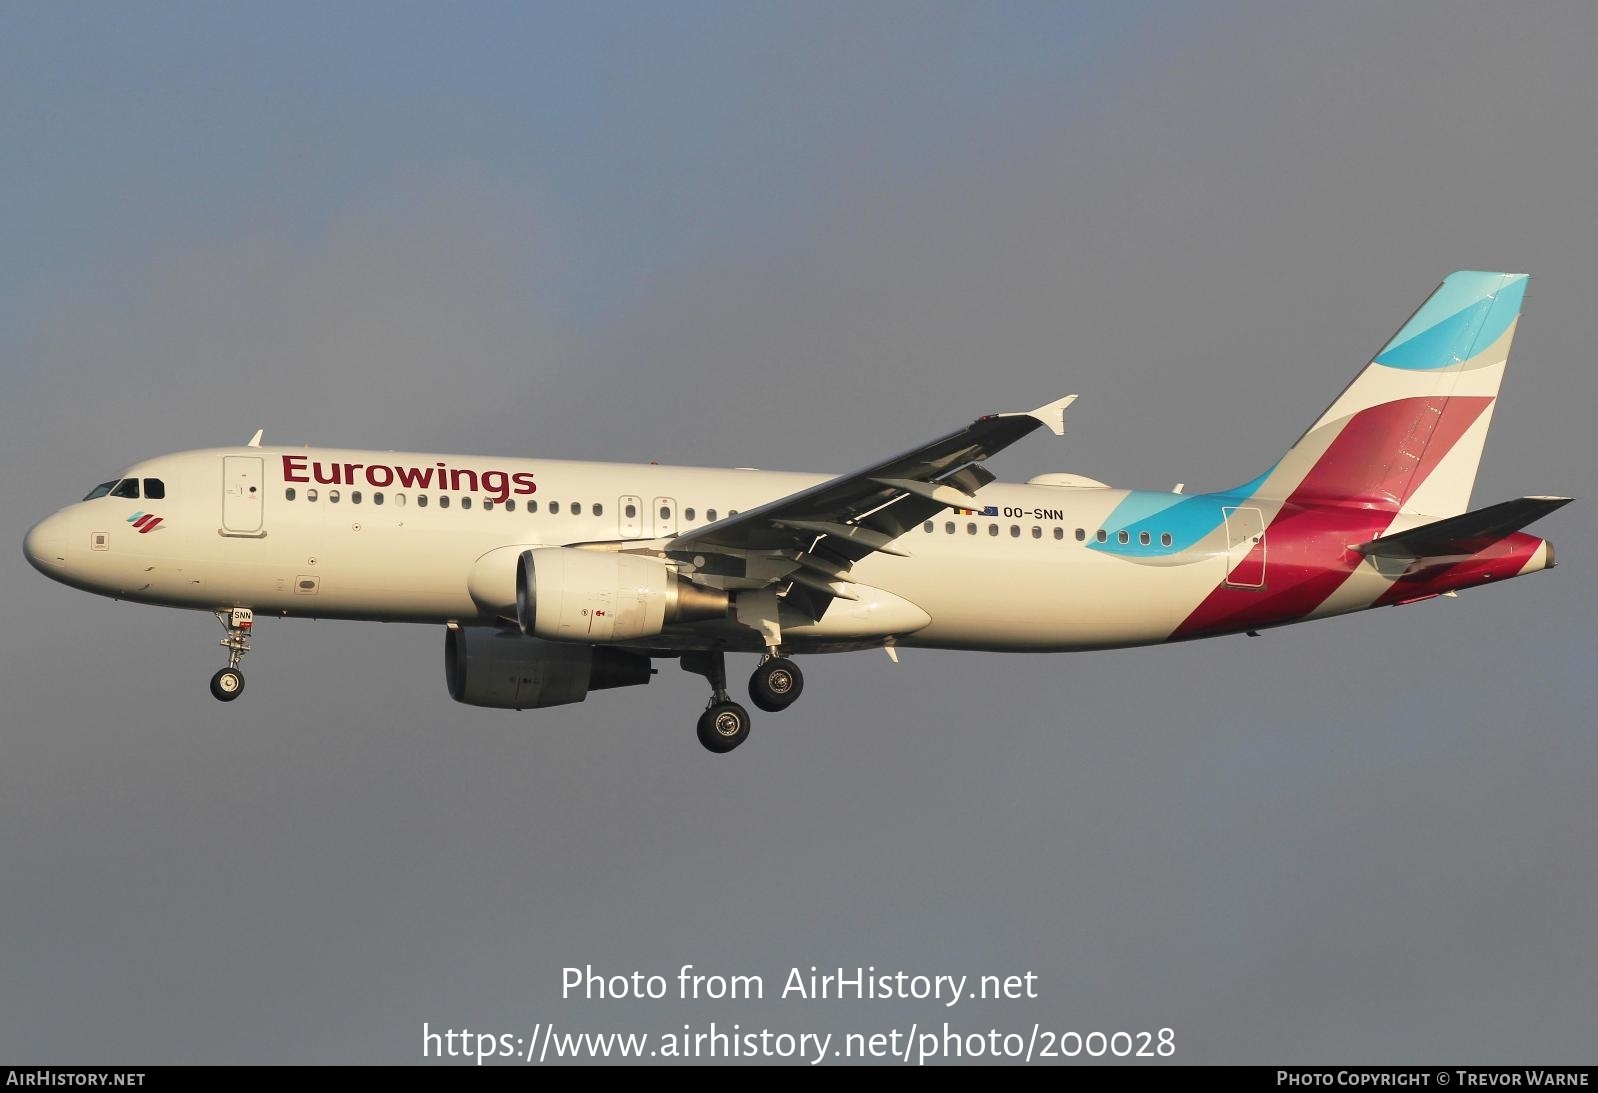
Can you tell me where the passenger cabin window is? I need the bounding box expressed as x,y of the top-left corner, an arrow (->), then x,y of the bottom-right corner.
707,508 -> 718,521
439,495 -> 450,509
1095,529 -> 1108,543
307,489 -> 319,502
111,479 -> 140,499
1160,532 -> 1173,547
285,487 -> 297,501
530,500 -> 540,513
461,497 -> 472,510
329,490 -> 340,504
924,521 -> 934,533
1139,531 -> 1150,545
143,479 -> 165,499
571,502 -> 581,516
374,492 -> 385,506
1075,528 -> 1086,542
83,481 -> 118,501
504,499 -> 515,512
1054,527 -> 1065,540
352,491 -> 363,504
988,524 -> 998,537
687,508 -> 697,522
1032,527 -> 1042,539
592,503 -> 603,517
1117,530 -> 1129,544
945,521 -> 955,534
417,494 -> 428,508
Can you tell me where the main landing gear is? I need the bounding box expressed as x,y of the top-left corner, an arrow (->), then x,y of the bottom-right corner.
681,649 -> 806,753
209,608 -> 254,702
696,702 -> 750,754
682,650 -> 749,754
749,655 -> 804,712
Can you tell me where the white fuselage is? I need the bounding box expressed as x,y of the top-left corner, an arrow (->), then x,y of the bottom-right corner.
25,445 -> 1243,654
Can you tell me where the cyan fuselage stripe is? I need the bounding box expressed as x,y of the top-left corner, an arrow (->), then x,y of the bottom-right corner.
1086,467 -> 1275,559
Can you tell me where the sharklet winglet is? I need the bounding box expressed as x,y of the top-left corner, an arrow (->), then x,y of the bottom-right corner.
998,394 -> 1077,436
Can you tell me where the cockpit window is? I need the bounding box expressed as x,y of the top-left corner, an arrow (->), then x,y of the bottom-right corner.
83,481 -> 118,501
143,478 -> 165,500
110,479 -> 140,499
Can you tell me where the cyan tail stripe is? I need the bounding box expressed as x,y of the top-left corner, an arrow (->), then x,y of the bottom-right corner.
1375,273 -> 1526,371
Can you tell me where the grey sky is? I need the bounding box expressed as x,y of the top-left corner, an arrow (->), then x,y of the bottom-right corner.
2,2 -> 1594,1064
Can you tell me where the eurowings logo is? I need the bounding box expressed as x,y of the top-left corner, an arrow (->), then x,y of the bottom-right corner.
127,511 -> 164,534
953,505 -> 999,517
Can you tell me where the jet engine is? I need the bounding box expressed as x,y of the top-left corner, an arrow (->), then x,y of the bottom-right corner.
444,626 -> 653,710
516,547 -> 729,642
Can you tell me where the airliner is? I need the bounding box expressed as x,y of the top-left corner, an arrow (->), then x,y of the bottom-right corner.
23,272 -> 1569,752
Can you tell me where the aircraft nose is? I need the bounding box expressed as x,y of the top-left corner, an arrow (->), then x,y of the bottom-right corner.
23,517 -> 69,573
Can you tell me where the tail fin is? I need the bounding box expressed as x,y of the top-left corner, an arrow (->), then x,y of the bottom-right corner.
1261,271 -> 1528,516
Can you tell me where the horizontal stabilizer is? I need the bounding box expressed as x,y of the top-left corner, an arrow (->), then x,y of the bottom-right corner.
1355,496 -> 1572,561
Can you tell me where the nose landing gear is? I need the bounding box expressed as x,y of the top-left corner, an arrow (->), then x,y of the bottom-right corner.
209,666 -> 245,701
210,608 -> 253,702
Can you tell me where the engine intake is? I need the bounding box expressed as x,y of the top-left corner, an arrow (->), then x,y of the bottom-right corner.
516,547 -> 729,642
445,626 -> 653,710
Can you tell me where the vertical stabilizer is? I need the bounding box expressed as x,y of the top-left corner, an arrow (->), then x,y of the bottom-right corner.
1257,272 -> 1527,515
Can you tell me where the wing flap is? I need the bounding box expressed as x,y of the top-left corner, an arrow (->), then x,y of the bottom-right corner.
772,518 -> 912,558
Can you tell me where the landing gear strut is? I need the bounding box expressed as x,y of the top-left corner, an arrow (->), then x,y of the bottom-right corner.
210,608 -> 254,702
749,654 -> 803,712
682,650 -> 751,753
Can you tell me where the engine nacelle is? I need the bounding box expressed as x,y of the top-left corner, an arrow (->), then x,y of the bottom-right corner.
444,626 -> 653,710
516,547 -> 729,643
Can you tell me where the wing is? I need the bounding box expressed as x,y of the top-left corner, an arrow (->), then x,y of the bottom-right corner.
667,395 -> 1077,619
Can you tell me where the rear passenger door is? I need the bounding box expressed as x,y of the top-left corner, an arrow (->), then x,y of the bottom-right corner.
1222,506 -> 1266,588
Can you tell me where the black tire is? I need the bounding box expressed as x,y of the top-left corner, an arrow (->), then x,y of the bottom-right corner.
210,667 -> 245,702
697,702 -> 751,753
749,657 -> 803,712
